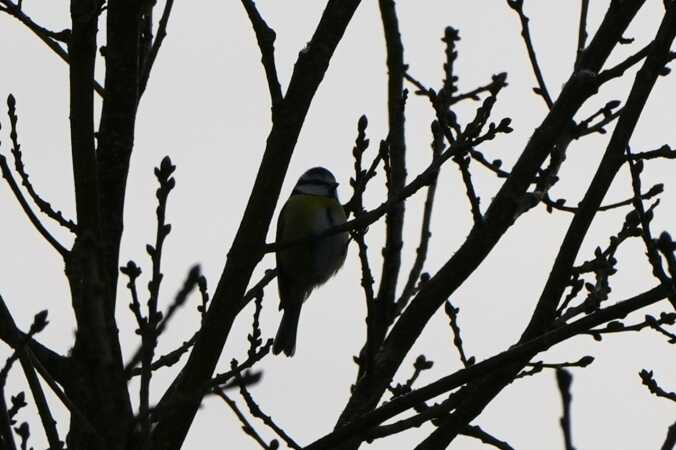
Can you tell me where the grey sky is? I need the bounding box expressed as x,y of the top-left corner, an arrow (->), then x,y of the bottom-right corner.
0,1 -> 674,449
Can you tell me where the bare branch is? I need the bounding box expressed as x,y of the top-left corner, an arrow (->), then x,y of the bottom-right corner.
517,356 -> 594,379
0,0 -> 104,96
240,0 -> 283,109
375,0 -> 408,357
556,369 -> 576,450
662,421 -> 676,450
307,285 -> 670,449
639,369 -> 676,403
140,0 -> 175,96
461,425 -> 516,450
507,0 -> 554,108
395,121 -> 443,314
232,367 -> 300,450
444,301 -> 474,368
215,390 -> 276,450
575,0 -> 590,69
626,146 -> 676,309
5,95 -> 77,233
0,109 -> 68,256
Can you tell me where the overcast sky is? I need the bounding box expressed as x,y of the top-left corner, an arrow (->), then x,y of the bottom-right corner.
0,1 -> 674,449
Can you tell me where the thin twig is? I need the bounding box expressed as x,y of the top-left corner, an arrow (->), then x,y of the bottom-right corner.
626,146 -> 676,309
629,144 -> 676,161
18,356 -> 62,449
0,389 -> 17,450
124,266 -> 201,377
556,369 -> 576,450
661,421 -> 676,450
516,356 -> 593,379
0,153 -> 68,257
639,370 -> 676,403
389,355 -> 434,398
444,301 -> 474,368
462,424 -> 516,450
575,0 -> 590,69
543,183 -> 663,214
233,367 -> 300,449
365,394 -> 459,441
6,95 -> 77,233
582,312 -> 676,341
126,332 -> 198,378
215,389 -> 276,450
597,42 -> 652,85
241,0 -> 283,109
0,0 -> 103,96
395,120 -> 443,315
304,285 -> 670,450
455,153 -> 483,224
140,0 -> 175,96
209,340 -> 273,389
507,0 -> 554,108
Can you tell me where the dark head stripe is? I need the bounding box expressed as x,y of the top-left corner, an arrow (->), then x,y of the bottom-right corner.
304,167 -> 332,178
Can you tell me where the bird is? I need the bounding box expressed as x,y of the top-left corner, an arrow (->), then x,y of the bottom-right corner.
273,167 -> 349,356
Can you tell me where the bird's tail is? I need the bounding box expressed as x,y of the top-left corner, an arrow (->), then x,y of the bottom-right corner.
273,305 -> 301,357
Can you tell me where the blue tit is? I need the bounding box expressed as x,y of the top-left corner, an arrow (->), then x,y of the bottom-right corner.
273,167 -> 349,356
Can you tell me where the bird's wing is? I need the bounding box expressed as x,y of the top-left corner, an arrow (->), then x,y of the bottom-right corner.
276,200 -> 290,311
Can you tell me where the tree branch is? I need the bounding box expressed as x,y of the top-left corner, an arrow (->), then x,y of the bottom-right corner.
240,0 -> 283,109
150,3 -> 364,448
337,0 -> 644,430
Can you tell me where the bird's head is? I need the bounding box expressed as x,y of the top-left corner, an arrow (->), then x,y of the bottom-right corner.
292,167 -> 339,197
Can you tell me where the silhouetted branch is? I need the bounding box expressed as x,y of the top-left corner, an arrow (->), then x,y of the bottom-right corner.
573,100 -> 622,137
241,0 -> 283,109
18,355 -> 62,449
0,100 -> 68,257
365,393 -> 460,442
575,0 -> 590,68
626,146 -> 676,309
517,356 -> 594,380
629,144 -> 676,161
216,390 -> 276,450
389,355 -> 434,399
209,341 -> 273,389
583,312 -> 675,341
0,0 -> 103,96
232,367 -> 300,449
0,390 -> 17,450
127,333 -> 197,379
197,274 -> 209,324
544,183 -> 662,214
0,311 -> 62,449
639,369 -> 676,403
125,265 -> 201,377
444,301 -> 474,368
661,421 -> 676,450
395,121 -> 443,315
597,42 -> 652,85
556,369 -> 576,450
461,424 -> 515,450
507,0 -> 554,108
308,285 -> 670,449
246,292 -> 265,359
6,95 -> 77,233
140,0 -> 175,96
0,296 -> 96,440
455,153 -> 482,224
376,0 -> 407,361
